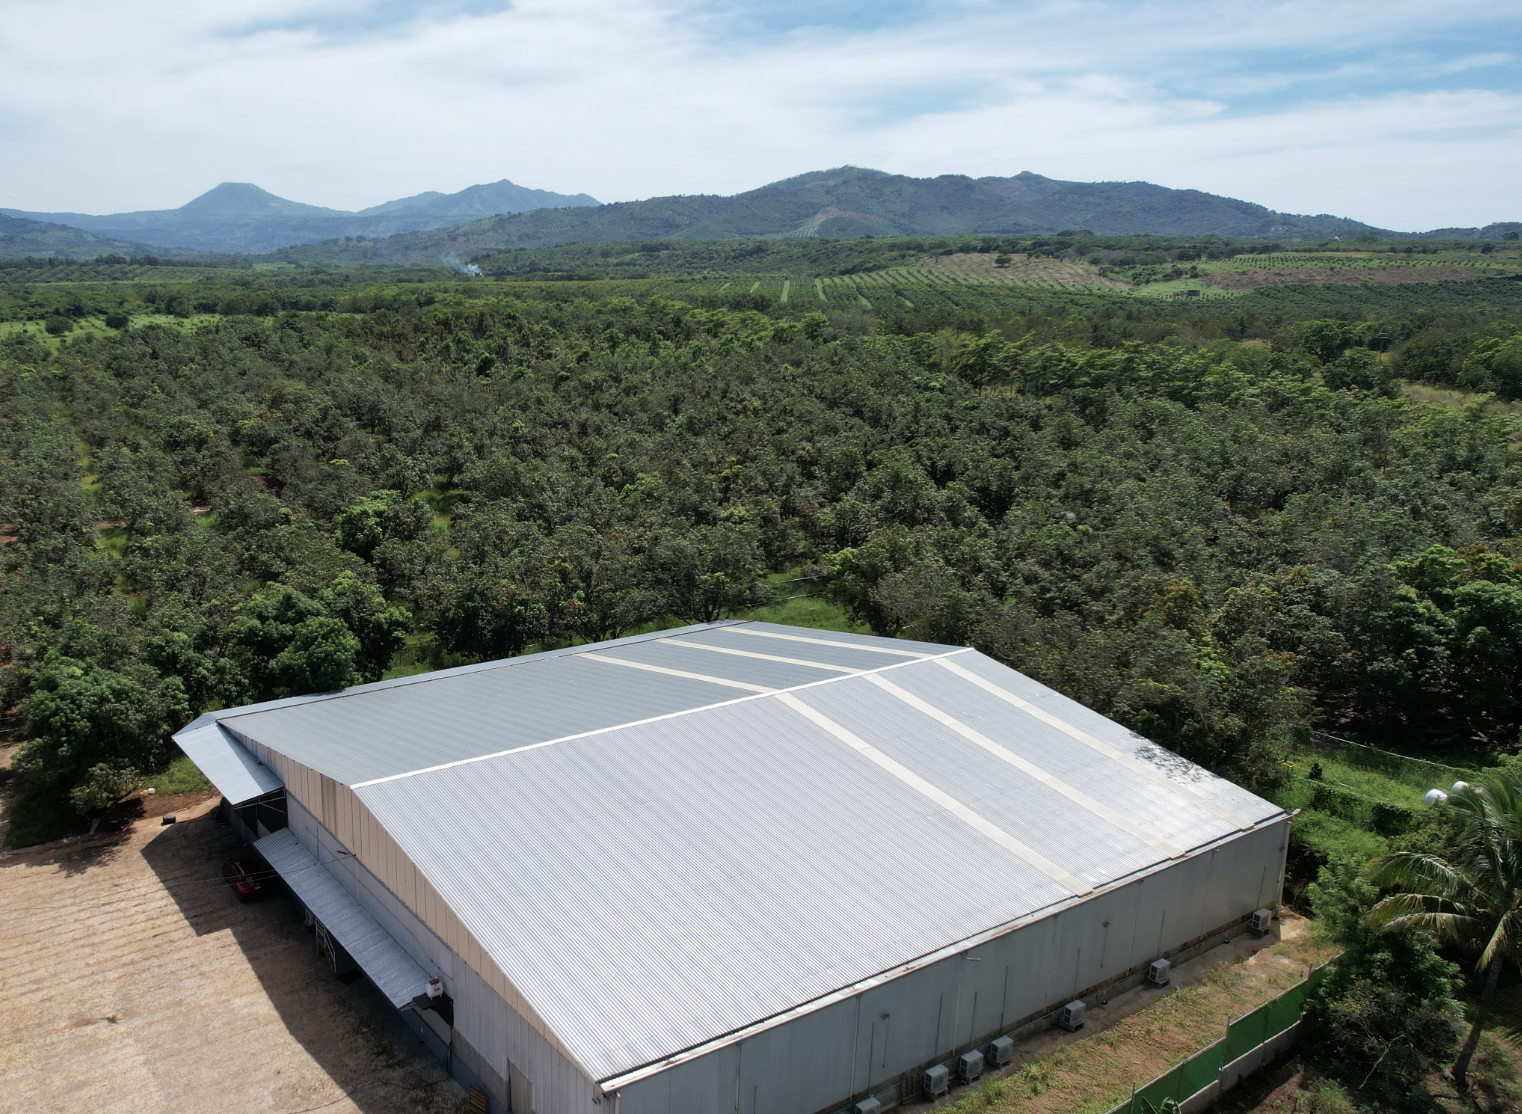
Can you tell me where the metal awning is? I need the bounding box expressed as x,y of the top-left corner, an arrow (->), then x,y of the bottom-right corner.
254,828 -> 430,1008
175,723 -> 283,806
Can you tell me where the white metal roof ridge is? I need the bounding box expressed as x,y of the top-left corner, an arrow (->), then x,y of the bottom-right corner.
776,690 -> 1092,894
596,808 -> 1290,1091
580,652 -> 778,692
350,647 -> 975,789
726,626 -> 931,657
187,620 -> 751,733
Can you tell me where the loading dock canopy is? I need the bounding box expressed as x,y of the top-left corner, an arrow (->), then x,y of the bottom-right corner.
174,723 -> 282,806
255,828 -> 430,1008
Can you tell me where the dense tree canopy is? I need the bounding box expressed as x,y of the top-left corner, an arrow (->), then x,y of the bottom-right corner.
1,286 -> 1519,842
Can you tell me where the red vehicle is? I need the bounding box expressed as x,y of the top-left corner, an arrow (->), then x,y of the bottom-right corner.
223,858 -> 267,902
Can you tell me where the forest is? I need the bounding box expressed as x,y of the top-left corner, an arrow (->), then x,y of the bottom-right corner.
2,246 -> 1519,842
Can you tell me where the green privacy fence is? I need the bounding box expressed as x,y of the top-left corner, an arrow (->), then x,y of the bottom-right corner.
1105,962 -> 1335,1114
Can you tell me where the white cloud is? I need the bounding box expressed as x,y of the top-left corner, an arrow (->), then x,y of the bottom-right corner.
0,0 -> 1517,229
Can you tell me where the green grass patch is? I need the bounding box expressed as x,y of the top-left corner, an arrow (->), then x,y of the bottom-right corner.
1280,752 -> 1435,810
146,755 -> 213,796
736,579 -> 867,633
383,631 -> 475,680
1284,808 -> 1390,866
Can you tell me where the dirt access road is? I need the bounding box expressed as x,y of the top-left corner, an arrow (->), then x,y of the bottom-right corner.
0,797 -> 465,1114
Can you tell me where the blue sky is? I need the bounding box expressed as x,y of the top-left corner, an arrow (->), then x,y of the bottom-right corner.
1,0 -> 1518,229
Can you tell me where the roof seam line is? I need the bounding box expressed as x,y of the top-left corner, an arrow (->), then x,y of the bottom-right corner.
349,647 -> 974,789
208,620 -> 750,728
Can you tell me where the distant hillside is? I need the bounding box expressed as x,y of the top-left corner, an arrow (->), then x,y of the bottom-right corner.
360,180 -> 598,219
0,179 -> 600,254
0,212 -> 194,261
277,166 -> 1406,264
1418,221 -> 1522,241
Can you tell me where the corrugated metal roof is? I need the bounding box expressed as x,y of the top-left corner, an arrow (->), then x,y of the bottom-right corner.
339,643 -> 1280,1082
255,827 -> 430,1008
199,622 -> 1283,1084
217,622 -> 921,786
173,723 -> 282,805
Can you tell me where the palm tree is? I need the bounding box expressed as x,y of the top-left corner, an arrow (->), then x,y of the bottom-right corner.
1366,771 -> 1522,1090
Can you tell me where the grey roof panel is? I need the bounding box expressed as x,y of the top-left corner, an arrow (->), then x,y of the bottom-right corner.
256,827 -> 430,1008
355,690 -> 1072,1080
927,653 -> 1279,826
880,663 -> 1271,852
797,677 -> 1167,887
606,636 -> 851,691
173,723 -> 283,805
225,651 -> 749,785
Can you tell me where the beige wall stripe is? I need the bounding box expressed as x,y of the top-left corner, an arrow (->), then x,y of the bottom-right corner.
864,673 -> 1185,858
778,691 -> 1091,894
935,658 -> 1254,831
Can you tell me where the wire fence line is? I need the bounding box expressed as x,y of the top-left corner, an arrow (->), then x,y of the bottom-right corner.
1304,733 -> 1483,785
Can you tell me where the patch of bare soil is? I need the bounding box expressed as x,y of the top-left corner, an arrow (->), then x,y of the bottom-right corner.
0,798 -> 465,1114
1205,266 -> 1487,291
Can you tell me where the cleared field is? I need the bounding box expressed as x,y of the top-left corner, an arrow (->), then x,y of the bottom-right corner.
918,252 -> 1127,288
0,798 -> 465,1114
1193,251 -> 1520,292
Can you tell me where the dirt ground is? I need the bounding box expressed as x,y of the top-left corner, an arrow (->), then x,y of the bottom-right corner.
0,796 -> 466,1114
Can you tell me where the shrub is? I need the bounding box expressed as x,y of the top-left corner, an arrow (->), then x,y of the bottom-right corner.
1304,863 -> 1461,1111
68,763 -> 141,816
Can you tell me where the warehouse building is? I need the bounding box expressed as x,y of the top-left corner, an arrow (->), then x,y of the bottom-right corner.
174,620 -> 1288,1114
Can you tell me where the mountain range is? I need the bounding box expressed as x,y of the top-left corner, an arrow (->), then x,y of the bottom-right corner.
3,167 -> 1517,262
0,180 -> 598,255
265,167 -> 1522,263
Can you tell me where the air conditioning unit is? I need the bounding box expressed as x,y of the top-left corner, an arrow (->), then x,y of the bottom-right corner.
1058,1000 -> 1086,1031
1147,958 -> 1171,986
1250,908 -> 1273,936
923,1064 -> 950,1099
959,1049 -> 984,1083
987,1035 -> 1015,1066
853,1098 -> 881,1114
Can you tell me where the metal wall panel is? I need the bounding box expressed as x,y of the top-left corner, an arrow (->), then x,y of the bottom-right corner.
456,959 -> 600,1114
